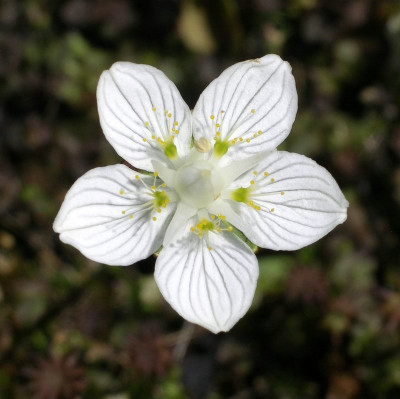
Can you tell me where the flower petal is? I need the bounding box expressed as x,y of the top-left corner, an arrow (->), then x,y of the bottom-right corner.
192,55 -> 297,163
53,164 -> 176,265
211,151 -> 348,251
155,221 -> 258,333
97,62 -> 192,171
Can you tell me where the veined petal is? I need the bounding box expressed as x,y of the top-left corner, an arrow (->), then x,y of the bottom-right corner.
155,219 -> 258,333
192,54 -> 297,163
212,151 -> 348,251
97,62 -> 192,171
53,164 -> 176,266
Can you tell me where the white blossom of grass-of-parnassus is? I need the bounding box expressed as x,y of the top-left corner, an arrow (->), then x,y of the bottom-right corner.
54,55 -> 348,333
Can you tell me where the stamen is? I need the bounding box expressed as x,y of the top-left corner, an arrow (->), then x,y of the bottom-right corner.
119,173 -> 171,223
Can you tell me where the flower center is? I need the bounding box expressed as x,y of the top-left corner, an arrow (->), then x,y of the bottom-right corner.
174,160 -> 224,208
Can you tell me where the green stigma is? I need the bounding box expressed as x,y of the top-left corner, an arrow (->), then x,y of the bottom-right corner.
231,187 -> 250,203
196,219 -> 215,232
164,140 -> 177,159
153,190 -> 170,208
213,138 -> 230,158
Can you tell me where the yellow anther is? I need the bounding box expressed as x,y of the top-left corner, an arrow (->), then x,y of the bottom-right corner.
194,137 -> 211,153
151,135 -> 155,139
152,107 -> 156,111
216,123 -> 220,128
251,109 -> 255,114
221,110 -> 225,113
270,178 -> 275,183
254,205 -> 261,211
161,183 -> 166,188
119,189 -> 124,195
210,115 -> 215,120
168,113 -> 172,118
154,172 -> 159,177
270,208 -> 275,213
211,214 -> 215,219
174,121 -> 178,126
281,191 -> 284,196
239,137 -> 243,142
122,210 -> 126,214
250,180 -> 255,185
151,185 -> 156,190
208,246 -> 212,251
213,137 -> 217,141
142,138 -> 147,142
164,110 -> 168,114
264,172 -> 269,177
246,138 -> 251,143
157,209 -> 161,213
175,130 -> 179,134
129,214 -> 133,219
152,216 -> 157,221
217,227 -> 221,232
253,133 -> 258,138
190,227 -> 195,232
258,130 -> 262,135
135,175 -> 140,179
145,121 -> 149,126
227,226 -> 233,232
253,171 -> 257,175
216,131 -> 220,136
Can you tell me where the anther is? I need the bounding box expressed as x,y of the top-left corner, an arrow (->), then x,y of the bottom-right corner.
119,189 -> 124,195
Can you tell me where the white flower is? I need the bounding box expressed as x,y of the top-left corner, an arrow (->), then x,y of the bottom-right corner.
54,55 -> 348,333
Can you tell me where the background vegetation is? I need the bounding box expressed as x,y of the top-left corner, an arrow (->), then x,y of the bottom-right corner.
1,0 -> 400,397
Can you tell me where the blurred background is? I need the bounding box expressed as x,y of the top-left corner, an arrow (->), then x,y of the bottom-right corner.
1,0 -> 400,398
